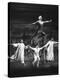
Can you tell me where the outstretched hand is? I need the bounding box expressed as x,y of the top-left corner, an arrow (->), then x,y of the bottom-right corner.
25,45 -> 30,49
27,45 -> 30,48
32,22 -> 35,24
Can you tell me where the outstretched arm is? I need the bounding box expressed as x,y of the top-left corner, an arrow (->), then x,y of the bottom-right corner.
29,46 -> 35,51
43,19 -> 52,24
32,20 -> 38,24
39,46 -> 44,50
12,43 -> 18,47
39,45 -> 46,51
53,41 -> 59,44
43,41 -> 50,48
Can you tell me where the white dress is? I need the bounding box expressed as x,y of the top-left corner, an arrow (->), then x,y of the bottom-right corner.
9,43 -> 19,60
45,41 -> 55,61
18,43 -> 25,63
10,43 -> 25,63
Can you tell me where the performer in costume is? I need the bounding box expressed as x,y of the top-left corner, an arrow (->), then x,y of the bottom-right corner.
32,16 -> 52,31
29,45 -> 44,67
44,38 -> 58,61
9,40 -> 28,65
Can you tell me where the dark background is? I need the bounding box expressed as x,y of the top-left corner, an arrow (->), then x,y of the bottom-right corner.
8,2 -> 58,43
8,2 -> 58,77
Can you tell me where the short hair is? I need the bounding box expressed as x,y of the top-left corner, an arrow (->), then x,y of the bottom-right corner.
20,39 -> 23,42
51,38 -> 54,41
38,16 -> 42,20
